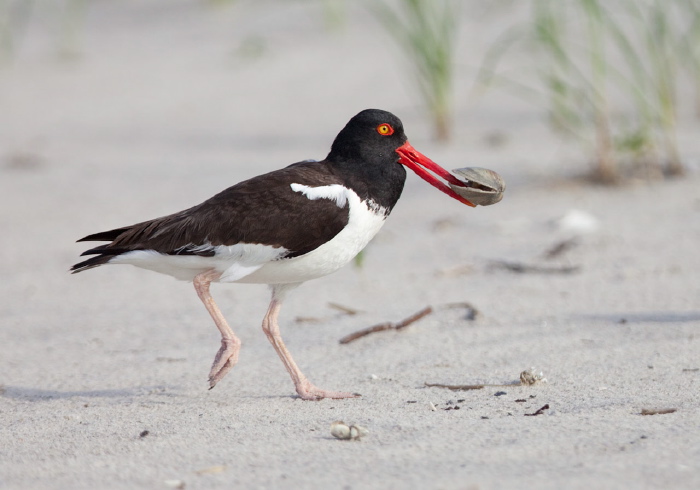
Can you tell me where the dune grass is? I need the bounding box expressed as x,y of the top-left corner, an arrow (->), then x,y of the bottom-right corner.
478,0 -> 697,183
0,0 -> 35,62
370,0 -> 460,141
0,0 -> 88,62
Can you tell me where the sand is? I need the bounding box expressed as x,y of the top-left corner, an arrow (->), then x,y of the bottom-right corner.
1,2 -> 699,489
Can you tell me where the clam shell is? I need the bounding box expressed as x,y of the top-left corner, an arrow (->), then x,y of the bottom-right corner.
330,421 -> 369,440
449,167 -> 505,206
330,421 -> 351,440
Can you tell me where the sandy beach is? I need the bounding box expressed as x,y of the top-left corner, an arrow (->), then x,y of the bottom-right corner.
1,1 -> 699,489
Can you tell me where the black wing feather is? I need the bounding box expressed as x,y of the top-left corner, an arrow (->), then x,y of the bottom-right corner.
71,161 -> 351,273
77,227 -> 132,243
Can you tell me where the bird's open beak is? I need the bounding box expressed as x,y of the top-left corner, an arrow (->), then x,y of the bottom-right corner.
396,141 -> 475,207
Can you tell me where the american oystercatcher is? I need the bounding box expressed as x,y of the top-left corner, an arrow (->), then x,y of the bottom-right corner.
72,109 -> 477,400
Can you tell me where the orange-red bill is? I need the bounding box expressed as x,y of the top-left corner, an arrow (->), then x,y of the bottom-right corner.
395,141 -> 475,207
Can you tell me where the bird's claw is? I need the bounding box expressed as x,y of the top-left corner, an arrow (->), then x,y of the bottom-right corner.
295,380 -> 361,401
207,338 -> 240,389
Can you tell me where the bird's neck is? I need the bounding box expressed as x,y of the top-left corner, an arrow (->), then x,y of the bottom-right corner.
326,156 -> 407,213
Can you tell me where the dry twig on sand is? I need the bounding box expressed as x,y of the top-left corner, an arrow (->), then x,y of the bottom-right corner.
327,302 -> 361,315
543,237 -> 579,259
339,306 -> 433,344
489,259 -> 580,274
424,383 -> 485,391
524,404 -> 550,416
426,368 -> 547,391
339,302 -> 479,344
640,408 -> 677,416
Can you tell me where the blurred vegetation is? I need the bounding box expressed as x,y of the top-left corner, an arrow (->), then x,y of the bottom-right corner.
478,0 -> 699,183
4,0 -> 698,180
57,0 -> 87,59
0,0 -> 87,61
369,0 -> 460,142
207,0 -> 461,143
0,0 -> 34,62
681,0 -> 700,117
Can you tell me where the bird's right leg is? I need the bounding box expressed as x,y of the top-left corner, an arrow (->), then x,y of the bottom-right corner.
262,284 -> 360,400
193,270 -> 241,389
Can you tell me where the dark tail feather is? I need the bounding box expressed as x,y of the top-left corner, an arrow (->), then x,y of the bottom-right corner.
70,254 -> 117,273
73,226 -> 134,273
79,245 -> 131,257
77,227 -> 131,242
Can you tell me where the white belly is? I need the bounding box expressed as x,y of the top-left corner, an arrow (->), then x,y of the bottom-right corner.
233,189 -> 386,284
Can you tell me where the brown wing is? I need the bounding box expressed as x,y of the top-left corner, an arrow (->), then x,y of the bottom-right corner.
71,161 -> 350,272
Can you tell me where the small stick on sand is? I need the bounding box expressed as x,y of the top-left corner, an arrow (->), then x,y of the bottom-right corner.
543,238 -> 579,259
524,404 -> 550,416
441,302 -> 479,320
327,302 -> 362,315
425,368 -> 546,392
339,306 -> 433,344
640,408 -> 677,416
339,303 -> 479,344
489,260 -> 581,274
424,383 -> 485,391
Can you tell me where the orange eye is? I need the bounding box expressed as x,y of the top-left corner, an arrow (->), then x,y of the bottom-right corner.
376,123 -> 394,136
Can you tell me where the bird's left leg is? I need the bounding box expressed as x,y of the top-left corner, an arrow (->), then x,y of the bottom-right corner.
262,284 -> 360,401
193,269 -> 241,389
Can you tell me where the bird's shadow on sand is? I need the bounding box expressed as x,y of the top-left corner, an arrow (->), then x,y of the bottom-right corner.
574,311 -> 700,324
0,385 -> 181,402
0,385 -> 293,402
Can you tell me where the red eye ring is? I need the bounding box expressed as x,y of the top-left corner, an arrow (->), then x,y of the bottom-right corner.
377,123 -> 394,136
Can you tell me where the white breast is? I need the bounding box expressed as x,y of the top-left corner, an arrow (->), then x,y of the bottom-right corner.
233,184 -> 387,284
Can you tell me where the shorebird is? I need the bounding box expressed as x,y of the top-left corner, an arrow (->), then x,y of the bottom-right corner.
72,109 -> 475,400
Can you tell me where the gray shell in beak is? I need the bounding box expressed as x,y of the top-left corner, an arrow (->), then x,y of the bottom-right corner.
449,167 -> 505,206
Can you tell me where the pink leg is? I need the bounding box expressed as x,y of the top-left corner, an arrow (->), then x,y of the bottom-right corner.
262,285 -> 360,401
193,270 -> 241,389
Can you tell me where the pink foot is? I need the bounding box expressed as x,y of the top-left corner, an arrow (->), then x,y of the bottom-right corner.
208,338 -> 240,389
295,379 -> 361,401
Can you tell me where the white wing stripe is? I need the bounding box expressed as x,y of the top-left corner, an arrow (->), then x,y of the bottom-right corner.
290,183 -> 348,208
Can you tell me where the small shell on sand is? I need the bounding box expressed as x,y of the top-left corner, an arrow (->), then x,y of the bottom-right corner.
330,421 -> 369,440
449,167 -> 506,206
520,368 -> 547,385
